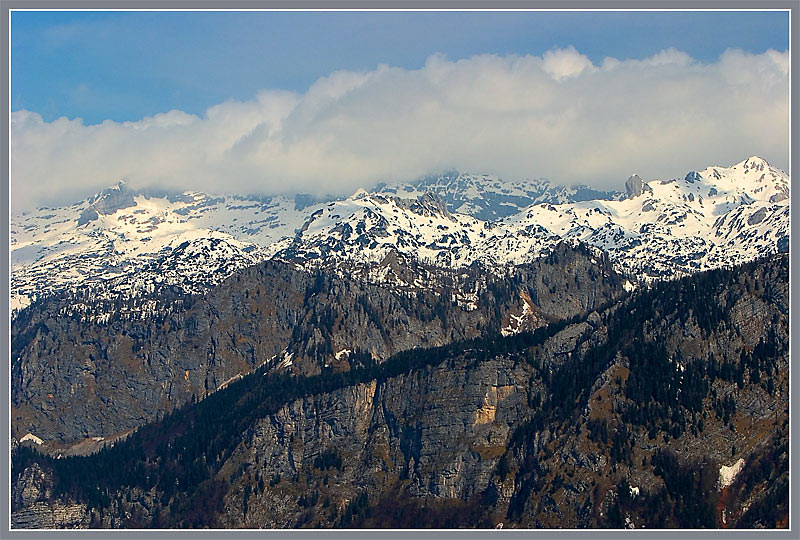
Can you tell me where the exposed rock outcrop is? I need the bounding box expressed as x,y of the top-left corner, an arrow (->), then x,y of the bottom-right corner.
625,174 -> 653,198
10,255 -> 787,530
12,245 -> 623,444
91,181 -> 136,215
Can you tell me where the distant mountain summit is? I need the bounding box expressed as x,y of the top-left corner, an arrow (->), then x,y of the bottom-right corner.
380,171 -> 620,220
282,156 -> 787,279
624,174 -> 651,198
10,156 -> 789,314
77,180 -> 138,225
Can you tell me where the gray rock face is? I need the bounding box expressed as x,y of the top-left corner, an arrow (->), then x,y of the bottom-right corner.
216,256 -> 788,529
11,502 -> 90,529
392,192 -> 455,221
685,171 -> 702,183
13,461 -> 52,507
90,181 -> 136,215
414,192 -> 453,219
77,207 -> 99,226
770,184 -> 789,203
228,356 -> 533,527
75,181 -> 137,225
9,255 -> 789,529
625,174 -> 653,198
747,207 -> 768,226
10,461 -> 91,529
12,245 -> 623,444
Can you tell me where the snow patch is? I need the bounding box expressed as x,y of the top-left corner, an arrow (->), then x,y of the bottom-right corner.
278,351 -> 294,369
717,458 -> 745,490
623,280 -> 636,293
501,297 -> 532,337
216,373 -> 244,392
20,432 -> 43,445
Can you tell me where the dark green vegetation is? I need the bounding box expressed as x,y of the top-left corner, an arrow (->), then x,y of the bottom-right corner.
11,254 -> 788,529
500,255 -> 788,528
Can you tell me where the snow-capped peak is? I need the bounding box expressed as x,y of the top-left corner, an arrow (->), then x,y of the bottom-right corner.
90,179 -> 134,198
11,187 -> 316,313
11,155 -> 789,316
350,188 -> 370,200
741,156 -> 770,171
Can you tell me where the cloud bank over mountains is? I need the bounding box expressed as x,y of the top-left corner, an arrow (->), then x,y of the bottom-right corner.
11,46 -> 789,211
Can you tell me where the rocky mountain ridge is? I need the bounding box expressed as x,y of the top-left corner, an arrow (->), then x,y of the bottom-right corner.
12,243 -> 623,445
11,157 -> 789,314
11,254 -> 789,529
9,156 -> 790,529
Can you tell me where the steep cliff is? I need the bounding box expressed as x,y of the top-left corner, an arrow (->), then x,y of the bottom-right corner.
12,243 -> 622,444
11,254 -> 788,529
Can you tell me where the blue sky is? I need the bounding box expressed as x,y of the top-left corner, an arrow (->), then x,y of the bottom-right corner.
10,10 -> 791,210
11,10 -> 790,124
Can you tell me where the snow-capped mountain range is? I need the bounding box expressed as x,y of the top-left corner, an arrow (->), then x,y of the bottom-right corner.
376,171 -> 619,221
10,156 -> 789,314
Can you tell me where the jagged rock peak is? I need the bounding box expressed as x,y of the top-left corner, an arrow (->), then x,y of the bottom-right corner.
91,179 -> 132,198
417,191 -> 450,215
76,206 -> 99,227
625,174 -> 652,199
684,171 -> 703,183
393,191 -> 454,221
89,180 -> 137,215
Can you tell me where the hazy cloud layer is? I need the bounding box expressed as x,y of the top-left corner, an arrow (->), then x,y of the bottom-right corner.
11,47 -> 789,211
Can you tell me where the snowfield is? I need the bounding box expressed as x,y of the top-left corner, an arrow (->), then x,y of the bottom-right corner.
717,458 -> 746,490
11,156 -> 789,316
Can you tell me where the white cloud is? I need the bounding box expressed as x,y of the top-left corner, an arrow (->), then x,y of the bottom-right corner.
541,46 -> 596,80
11,47 -> 789,211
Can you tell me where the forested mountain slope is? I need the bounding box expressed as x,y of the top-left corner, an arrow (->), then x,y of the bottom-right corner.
11,254 -> 788,529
